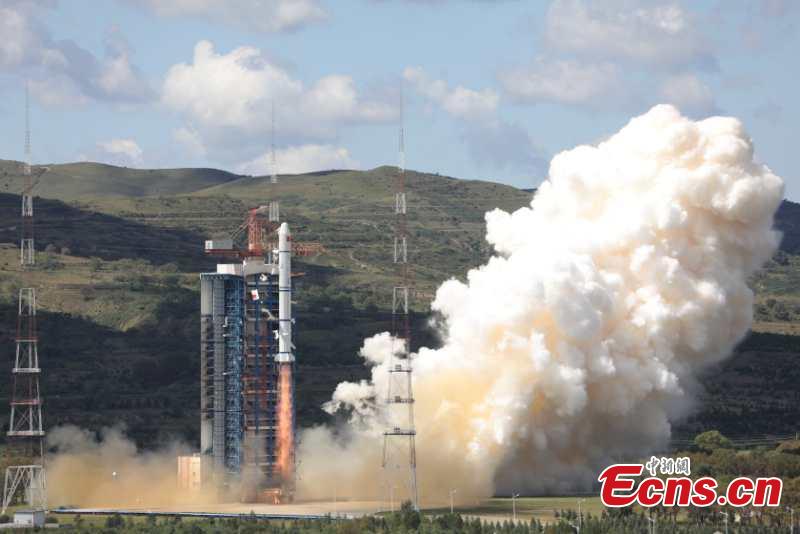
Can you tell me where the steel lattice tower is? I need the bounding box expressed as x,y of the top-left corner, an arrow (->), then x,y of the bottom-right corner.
3,85 -> 46,513
382,88 -> 419,510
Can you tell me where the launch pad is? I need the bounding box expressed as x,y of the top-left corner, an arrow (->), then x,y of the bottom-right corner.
51,500 -> 386,520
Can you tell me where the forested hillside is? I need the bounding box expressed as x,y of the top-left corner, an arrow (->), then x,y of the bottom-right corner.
0,160 -> 797,447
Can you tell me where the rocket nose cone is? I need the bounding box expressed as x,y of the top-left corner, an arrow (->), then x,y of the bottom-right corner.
279,222 -> 289,235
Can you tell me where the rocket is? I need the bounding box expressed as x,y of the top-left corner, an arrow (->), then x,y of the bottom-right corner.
276,222 -> 294,363
275,222 -> 295,491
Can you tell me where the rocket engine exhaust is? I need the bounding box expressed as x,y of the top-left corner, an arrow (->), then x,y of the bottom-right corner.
277,363 -> 294,487
296,104 -> 785,503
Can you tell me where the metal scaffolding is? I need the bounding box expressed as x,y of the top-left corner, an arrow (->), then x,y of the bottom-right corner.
223,278 -> 244,477
200,273 -> 246,484
243,270 -> 279,489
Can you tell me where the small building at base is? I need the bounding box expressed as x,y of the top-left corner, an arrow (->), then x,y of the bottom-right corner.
13,510 -> 45,527
177,454 -> 205,491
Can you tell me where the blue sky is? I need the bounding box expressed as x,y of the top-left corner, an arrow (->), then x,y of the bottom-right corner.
1,0 -> 798,198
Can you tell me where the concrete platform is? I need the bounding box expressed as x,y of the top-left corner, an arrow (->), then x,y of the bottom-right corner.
51,500 -> 386,520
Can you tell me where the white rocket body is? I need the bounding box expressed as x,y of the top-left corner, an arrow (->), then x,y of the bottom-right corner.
276,222 -> 294,363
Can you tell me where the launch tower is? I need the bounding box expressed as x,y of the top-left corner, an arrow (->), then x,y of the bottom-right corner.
2,85 -> 46,514
201,207 -> 320,502
382,88 -> 419,509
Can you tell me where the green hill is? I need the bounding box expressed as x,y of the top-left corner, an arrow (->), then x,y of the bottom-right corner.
0,160 -> 798,448
0,160 -> 241,199
0,163 -> 531,446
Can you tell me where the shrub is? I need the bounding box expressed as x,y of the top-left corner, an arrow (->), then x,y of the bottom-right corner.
105,513 -> 124,528
694,430 -> 733,452
778,440 -> 800,455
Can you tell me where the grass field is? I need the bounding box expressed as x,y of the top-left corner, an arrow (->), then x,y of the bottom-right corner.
445,496 -> 604,524
30,497 -> 605,526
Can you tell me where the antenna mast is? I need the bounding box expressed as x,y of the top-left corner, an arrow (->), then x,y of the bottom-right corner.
2,83 -> 47,513
268,101 -> 279,223
382,83 -> 419,510
24,85 -> 31,175
270,101 -> 278,186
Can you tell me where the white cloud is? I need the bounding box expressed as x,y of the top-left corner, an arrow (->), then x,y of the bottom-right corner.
461,120 -> 547,182
757,0 -> 798,17
93,27 -> 152,102
403,66 -> 498,120
501,1 -> 720,112
0,3 -> 153,106
753,100 -> 783,125
736,0 -> 800,51
500,58 -> 620,105
127,0 -> 327,33
401,66 -> 545,180
28,77 -> 89,107
370,0 -> 509,4
544,0 -> 715,70
173,126 -> 206,158
0,5 -> 36,67
502,59 -> 715,115
238,144 -> 358,175
659,73 -> 716,116
163,41 -> 395,138
97,138 -> 143,166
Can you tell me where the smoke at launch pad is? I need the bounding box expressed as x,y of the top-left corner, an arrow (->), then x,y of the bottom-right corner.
44,104 -> 784,508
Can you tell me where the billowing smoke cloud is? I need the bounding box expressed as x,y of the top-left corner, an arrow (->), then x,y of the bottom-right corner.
47,426 -> 215,507
296,105 -> 784,503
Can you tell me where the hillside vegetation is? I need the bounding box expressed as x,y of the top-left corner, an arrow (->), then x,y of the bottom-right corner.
0,160 -> 240,199
0,160 -> 797,448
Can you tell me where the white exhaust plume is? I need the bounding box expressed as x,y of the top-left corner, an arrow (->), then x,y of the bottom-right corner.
296,104 -> 784,501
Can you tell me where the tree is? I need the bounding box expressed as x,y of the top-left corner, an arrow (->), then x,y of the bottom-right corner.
105,514 -> 124,528
399,500 -> 422,530
694,430 -> 733,452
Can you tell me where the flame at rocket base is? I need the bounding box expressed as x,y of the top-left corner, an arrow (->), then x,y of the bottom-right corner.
277,363 -> 294,487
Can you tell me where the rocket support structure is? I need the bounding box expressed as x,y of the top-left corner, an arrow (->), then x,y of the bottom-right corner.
202,213 -> 314,502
